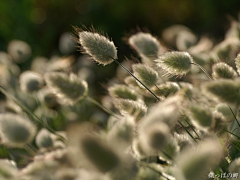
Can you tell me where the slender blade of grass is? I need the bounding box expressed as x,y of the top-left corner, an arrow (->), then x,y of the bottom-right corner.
0,87 -> 66,142
228,105 -> 240,128
111,57 -> 160,101
178,120 -> 196,142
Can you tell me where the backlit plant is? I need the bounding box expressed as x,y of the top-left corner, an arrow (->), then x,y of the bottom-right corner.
1,18 -> 240,180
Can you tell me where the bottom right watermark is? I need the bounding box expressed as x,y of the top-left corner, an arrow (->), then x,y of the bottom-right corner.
208,172 -> 239,179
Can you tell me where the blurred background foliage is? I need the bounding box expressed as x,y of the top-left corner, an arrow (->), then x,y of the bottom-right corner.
0,0 -> 240,96
1,0 -> 240,57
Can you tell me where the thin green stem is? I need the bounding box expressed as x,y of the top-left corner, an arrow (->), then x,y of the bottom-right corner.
0,146 -> 11,160
228,105 -> 240,128
154,84 -> 165,98
111,57 -> 160,101
86,96 -> 120,119
161,150 -> 174,161
230,140 -> 240,152
191,62 -> 213,81
178,120 -> 197,142
181,114 -> 201,139
222,129 -> 240,139
24,144 -> 36,156
0,87 -> 66,142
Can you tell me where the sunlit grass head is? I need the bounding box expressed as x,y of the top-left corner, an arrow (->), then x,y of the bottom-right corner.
212,62 -> 237,79
44,72 -> 88,105
0,113 -> 36,147
19,71 -> 44,93
108,84 -> 139,101
132,63 -> 159,88
202,79 -> 240,105
73,26 -> 117,66
155,51 -> 193,77
128,32 -> 161,60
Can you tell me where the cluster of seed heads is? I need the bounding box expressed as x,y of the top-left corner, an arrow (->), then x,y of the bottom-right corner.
1,20 -> 240,180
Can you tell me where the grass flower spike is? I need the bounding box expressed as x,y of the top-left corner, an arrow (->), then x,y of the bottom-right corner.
128,32 -> 161,60
202,79 -> 240,105
235,53 -> 240,75
75,27 -> 160,101
152,82 -> 180,99
212,62 -> 237,79
35,128 -> 53,148
107,116 -> 134,152
176,139 -> 222,180
78,30 -> 117,66
187,104 -> 213,130
215,103 -> 235,121
114,99 -> 147,120
44,72 -> 88,105
19,71 -> 44,93
80,135 -> 120,173
139,122 -> 170,155
132,64 -> 159,88
155,51 -> 193,77
7,40 -> 32,63
108,84 -> 138,101
0,113 -> 36,147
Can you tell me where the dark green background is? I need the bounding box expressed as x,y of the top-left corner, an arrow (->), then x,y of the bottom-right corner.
1,0 -> 240,59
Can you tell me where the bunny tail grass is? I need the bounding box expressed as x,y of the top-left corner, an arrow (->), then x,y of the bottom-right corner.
111,57 -> 160,101
0,86 -> 66,142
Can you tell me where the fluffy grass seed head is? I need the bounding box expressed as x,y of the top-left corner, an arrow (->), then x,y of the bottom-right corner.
235,53 -> 240,75
107,116 -> 135,152
139,94 -> 182,130
212,62 -> 237,79
202,79 -> 240,105
176,139 -> 222,180
211,111 -> 227,133
162,25 -> 191,47
44,72 -> 88,105
178,82 -> 194,99
160,135 -> 179,160
211,37 -> 240,65
0,113 -> 36,147
187,104 -> 213,130
77,29 -> 117,66
174,132 -> 194,151
215,103 -> 235,121
108,84 -> 138,101
108,155 -> 138,180
19,71 -> 44,93
80,135 -> 120,173
152,82 -> 180,99
229,157 -> 240,174
30,56 -> 48,74
155,51 -> 193,77
114,99 -> 147,121
59,32 -> 76,55
35,128 -> 53,148
37,88 -> 58,108
139,122 -> 170,156
176,30 -> 197,51
128,32 -> 161,60
0,159 -> 17,179
124,76 -> 142,90
20,159 -> 59,176
132,63 -> 159,88
7,39 -> 32,63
